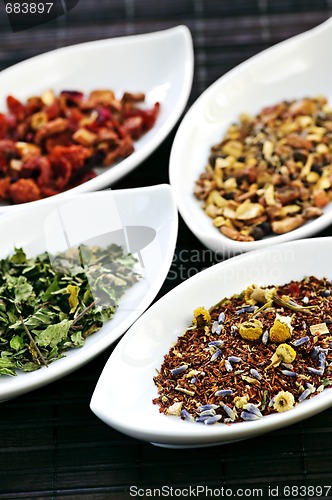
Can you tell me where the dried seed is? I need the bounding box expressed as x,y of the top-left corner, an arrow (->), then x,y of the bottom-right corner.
211,321 -> 220,333
243,403 -> 263,418
307,367 -> 324,376
195,415 -> 210,423
262,329 -> 269,344
236,306 -> 258,315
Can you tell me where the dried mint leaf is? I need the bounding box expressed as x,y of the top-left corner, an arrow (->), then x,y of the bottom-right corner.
0,243 -> 140,376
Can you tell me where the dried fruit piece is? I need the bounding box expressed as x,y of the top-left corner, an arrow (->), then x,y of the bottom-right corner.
0,88 -> 160,204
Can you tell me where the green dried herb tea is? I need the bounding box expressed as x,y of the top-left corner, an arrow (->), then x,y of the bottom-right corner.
0,244 -> 140,375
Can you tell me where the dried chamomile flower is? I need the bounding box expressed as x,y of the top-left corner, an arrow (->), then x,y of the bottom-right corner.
269,313 -> 293,343
193,307 -> 211,326
267,343 -> 297,369
239,319 -> 263,341
273,391 -> 295,413
244,284 -> 276,305
275,343 -> 297,363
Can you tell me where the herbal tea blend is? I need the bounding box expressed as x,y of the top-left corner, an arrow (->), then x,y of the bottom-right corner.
0,244 -> 140,375
0,89 -> 160,204
153,277 -> 332,424
194,96 -> 332,241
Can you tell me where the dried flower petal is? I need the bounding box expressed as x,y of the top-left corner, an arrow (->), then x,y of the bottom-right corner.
293,336 -> 310,346
221,403 -> 237,421
170,364 -> 189,377
298,388 -> 312,402
181,409 -> 195,422
241,410 -> 262,421
210,349 -> 222,362
203,415 -> 222,425
215,389 -> 233,397
233,394 -> 250,409
166,402 -> 183,416
243,403 -> 263,418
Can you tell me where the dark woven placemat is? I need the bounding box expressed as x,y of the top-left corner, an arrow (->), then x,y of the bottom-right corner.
0,1 -> 332,498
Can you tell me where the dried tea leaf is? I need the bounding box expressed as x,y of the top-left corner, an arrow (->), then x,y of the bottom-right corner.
0,244 -> 141,376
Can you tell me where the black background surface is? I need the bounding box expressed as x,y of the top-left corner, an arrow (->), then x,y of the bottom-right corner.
0,1 -> 332,498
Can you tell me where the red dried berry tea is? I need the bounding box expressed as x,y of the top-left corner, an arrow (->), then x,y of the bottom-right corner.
0,89 -> 160,204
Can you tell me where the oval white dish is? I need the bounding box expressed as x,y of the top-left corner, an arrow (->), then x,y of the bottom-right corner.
169,17 -> 332,256
91,237 -> 332,448
0,184 -> 178,401
0,25 -> 193,211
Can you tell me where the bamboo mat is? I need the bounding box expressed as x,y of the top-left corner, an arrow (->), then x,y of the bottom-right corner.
0,1 -> 332,498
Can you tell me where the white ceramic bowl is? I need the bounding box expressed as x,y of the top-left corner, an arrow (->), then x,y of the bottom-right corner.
0,25 -> 193,211
91,236 -> 332,448
169,17 -> 332,256
0,184 -> 178,401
